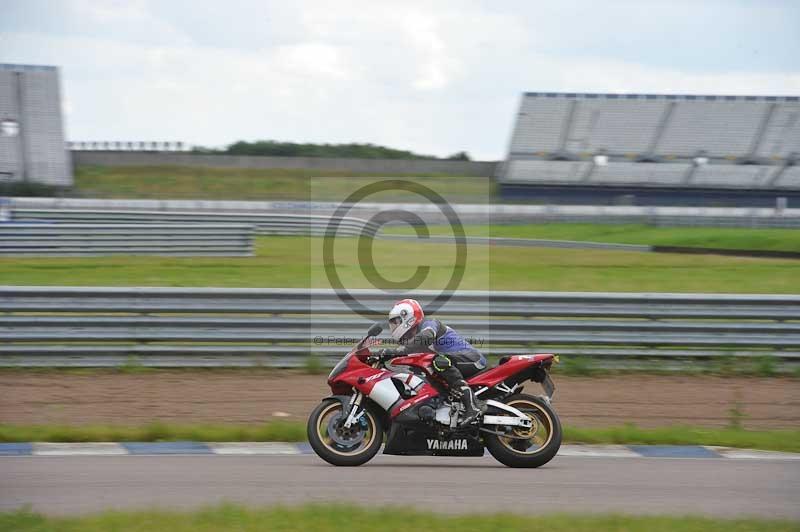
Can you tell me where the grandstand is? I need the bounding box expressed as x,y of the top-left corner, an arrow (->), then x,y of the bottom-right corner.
500,92 -> 800,206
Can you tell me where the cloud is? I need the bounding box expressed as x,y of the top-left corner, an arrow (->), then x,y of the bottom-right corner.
1,0 -> 798,159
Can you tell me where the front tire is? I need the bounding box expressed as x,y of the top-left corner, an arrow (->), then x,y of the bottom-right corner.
484,393 -> 562,468
307,398 -> 383,466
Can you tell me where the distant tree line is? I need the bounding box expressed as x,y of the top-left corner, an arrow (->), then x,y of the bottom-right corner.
192,140 -> 471,161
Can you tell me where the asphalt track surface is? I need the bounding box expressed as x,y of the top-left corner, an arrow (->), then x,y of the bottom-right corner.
2,454 -> 798,518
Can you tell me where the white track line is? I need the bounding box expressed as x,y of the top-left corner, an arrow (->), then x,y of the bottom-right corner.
710,447 -> 800,460
32,442 -> 128,455
208,442 -> 301,455
557,444 -> 641,458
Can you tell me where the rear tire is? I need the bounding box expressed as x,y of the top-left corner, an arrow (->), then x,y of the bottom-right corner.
307,398 -> 383,466
484,393 -> 561,468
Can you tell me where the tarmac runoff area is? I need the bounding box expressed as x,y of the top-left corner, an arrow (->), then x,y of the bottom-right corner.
1,445 -> 798,519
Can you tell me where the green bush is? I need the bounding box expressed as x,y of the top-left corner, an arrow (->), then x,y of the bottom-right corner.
752,355 -> 777,377
558,355 -> 595,376
118,356 -> 152,374
710,354 -> 740,376
224,140 -> 439,159
303,355 -> 327,375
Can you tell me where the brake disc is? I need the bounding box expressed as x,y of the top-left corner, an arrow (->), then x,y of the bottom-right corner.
326,412 -> 366,446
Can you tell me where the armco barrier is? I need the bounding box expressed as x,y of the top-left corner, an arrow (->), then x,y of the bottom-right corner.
9,197 -> 800,228
0,224 -> 254,256
0,287 -> 798,367
11,209 -> 379,237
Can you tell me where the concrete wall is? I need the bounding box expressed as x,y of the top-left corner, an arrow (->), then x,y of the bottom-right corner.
71,151 -> 499,177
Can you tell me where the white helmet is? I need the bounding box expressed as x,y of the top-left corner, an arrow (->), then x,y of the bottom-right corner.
388,298 -> 424,341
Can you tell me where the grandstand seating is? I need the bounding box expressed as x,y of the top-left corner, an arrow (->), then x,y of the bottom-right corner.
565,99 -> 668,154
510,97 -> 572,153
504,159 -> 791,190
775,165 -> 800,189
504,159 -> 591,183
757,102 -> 800,159
503,93 -> 800,197
590,162 -> 686,186
691,164 -> 776,188
658,100 -> 767,157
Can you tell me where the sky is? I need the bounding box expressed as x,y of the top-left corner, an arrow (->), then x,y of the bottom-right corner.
1,0 -> 799,160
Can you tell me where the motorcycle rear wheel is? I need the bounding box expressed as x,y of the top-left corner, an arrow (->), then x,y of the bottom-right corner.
307,398 -> 384,466
483,393 -> 562,468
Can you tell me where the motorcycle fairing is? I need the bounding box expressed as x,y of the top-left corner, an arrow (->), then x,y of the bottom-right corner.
468,354 -> 555,389
383,424 -> 484,457
330,354 -> 432,412
389,353 -> 436,373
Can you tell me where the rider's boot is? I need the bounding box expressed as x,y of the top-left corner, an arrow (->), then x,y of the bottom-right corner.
458,385 -> 482,426
438,365 -> 483,426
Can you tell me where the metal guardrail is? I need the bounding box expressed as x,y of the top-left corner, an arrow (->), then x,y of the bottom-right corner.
9,198 -> 800,229
0,224 -> 254,256
1,287 -> 798,367
11,209 -> 380,237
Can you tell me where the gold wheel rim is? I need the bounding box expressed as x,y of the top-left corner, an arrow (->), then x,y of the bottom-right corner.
497,399 -> 554,455
315,402 -> 377,457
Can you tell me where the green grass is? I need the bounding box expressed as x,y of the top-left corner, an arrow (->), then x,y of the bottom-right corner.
562,425 -> 800,453
384,223 -> 800,252
1,236 -> 798,293
558,355 -> 596,376
74,165 -> 493,202
2,422 -> 798,452
0,421 -> 306,444
2,503 -> 796,532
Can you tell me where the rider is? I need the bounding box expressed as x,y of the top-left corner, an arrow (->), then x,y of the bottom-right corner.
382,299 -> 486,425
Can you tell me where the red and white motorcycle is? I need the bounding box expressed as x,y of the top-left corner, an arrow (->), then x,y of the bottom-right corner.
307,323 -> 561,468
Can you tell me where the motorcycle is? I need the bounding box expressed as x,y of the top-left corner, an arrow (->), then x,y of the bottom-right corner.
307,323 -> 562,468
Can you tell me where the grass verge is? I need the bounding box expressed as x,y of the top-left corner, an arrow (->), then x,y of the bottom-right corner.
2,503 -> 796,532
562,425 -> 800,452
0,421 -> 306,444
75,165 -> 493,202
1,235 -> 798,293
384,223 -> 800,252
2,422 -> 798,453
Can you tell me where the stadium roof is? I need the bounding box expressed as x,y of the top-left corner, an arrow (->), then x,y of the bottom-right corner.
524,92 -> 798,102
0,64 -> 58,72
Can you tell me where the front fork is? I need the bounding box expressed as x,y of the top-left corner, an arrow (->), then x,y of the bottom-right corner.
342,391 -> 365,429
342,358 -> 384,429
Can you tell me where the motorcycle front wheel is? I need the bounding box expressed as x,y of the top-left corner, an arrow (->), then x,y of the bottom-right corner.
307,398 -> 384,466
483,393 -> 562,468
